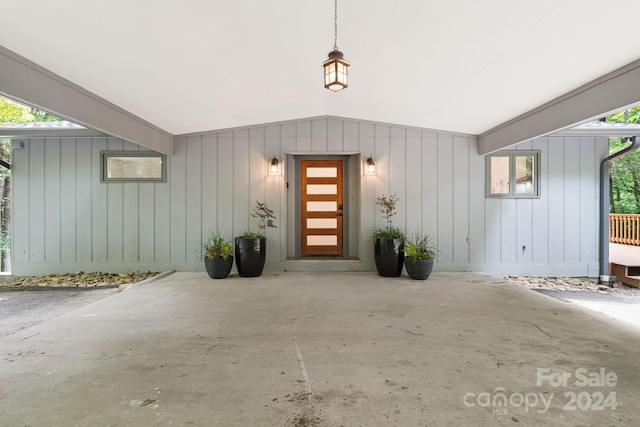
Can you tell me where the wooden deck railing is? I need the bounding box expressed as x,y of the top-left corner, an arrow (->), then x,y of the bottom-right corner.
610,214 -> 640,246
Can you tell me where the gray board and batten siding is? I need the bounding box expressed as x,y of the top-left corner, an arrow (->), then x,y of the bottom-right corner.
11,116 -> 606,277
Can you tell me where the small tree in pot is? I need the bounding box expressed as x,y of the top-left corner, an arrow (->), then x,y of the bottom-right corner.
404,231 -> 437,280
372,193 -> 406,277
235,201 -> 277,277
202,229 -> 234,279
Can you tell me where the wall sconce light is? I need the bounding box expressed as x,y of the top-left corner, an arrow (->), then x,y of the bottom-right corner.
269,156 -> 280,175
365,156 -> 376,175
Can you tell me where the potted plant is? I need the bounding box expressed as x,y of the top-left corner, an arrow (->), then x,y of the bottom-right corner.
372,193 -> 406,277
403,231 -> 437,280
235,201 -> 277,277
201,229 -> 234,279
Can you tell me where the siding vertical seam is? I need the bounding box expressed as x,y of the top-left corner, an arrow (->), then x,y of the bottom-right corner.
85,138 -> 89,262
105,139 -> 109,262
499,198 -> 503,263
325,118 -> 329,152
28,140 -> 32,261
243,129 -> 249,219
58,138 -> 62,262
467,137 -> 471,263
483,140 -> 487,264
310,120 -> 314,154
137,146 -> 142,262
135,182 -> 139,262
120,143 -> 127,262
563,138 -> 567,263
436,132 -> 439,255
121,148 -> 124,263
200,135 -> 204,250
239,130 -> 248,230
167,142 -> 171,266
42,141 -> 46,262
277,124 -> 284,257
89,138 -> 94,262
420,131 -> 424,232
596,138 -> 599,265
9,137 -> 13,267
529,143 -> 534,263
403,128 -> 407,229
578,141 -> 582,262
387,128 -> 391,194
73,140 -> 77,261
547,138 -> 551,264
136,181 -> 140,262
449,135 -> 453,263
263,126 -> 267,202
358,122 -> 361,259
184,140 -> 189,263
232,132 -> 237,234
152,183 -> 156,262
216,134 -> 220,230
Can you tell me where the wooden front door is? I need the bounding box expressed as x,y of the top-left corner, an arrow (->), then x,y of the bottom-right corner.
301,159 -> 344,256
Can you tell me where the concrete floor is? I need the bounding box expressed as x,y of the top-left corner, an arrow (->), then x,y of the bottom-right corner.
0,288 -> 120,338
1,272 -> 640,427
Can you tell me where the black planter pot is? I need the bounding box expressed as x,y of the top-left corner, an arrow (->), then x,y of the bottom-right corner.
404,258 -> 434,280
204,256 -> 234,279
374,238 -> 405,277
235,237 -> 266,277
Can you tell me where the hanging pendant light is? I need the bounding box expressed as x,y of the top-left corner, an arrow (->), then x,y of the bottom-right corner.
323,0 -> 349,91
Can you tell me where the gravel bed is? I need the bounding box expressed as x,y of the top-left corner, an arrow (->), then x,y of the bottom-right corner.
0,271 -> 159,290
503,275 -> 640,296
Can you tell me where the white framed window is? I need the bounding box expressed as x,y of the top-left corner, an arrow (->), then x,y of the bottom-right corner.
101,151 -> 166,183
486,150 -> 540,198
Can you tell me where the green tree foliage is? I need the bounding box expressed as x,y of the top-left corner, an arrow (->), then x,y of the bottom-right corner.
31,108 -> 62,122
0,96 -> 61,124
0,97 -> 34,123
606,106 -> 640,214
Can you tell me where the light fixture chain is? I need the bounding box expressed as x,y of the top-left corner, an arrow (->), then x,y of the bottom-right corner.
333,0 -> 338,51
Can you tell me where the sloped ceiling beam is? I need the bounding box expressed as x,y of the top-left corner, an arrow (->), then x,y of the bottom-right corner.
0,45 -> 173,154
478,58 -> 640,155
0,125 -> 106,138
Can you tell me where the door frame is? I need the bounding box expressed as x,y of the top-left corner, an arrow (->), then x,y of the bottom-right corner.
300,159 -> 344,256
286,154 -> 360,259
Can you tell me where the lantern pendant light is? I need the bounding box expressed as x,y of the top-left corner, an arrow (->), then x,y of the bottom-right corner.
323,0 -> 349,91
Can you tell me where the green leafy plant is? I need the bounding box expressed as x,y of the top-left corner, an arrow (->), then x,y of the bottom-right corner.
376,193 -> 399,225
241,230 -> 261,239
372,193 -> 405,240
403,231 -> 437,260
372,225 -> 406,240
247,201 -> 277,238
201,229 -> 233,260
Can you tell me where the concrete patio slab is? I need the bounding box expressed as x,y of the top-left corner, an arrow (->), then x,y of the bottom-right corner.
1,272 -> 639,426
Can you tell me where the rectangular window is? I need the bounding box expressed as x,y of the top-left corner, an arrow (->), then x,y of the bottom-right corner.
486,150 -> 539,198
101,151 -> 167,183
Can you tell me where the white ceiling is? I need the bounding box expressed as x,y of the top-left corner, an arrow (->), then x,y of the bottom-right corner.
2,0 -> 640,136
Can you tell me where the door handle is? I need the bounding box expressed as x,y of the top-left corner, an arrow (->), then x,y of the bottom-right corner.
338,204 -> 343,210
336,213 -> 343,217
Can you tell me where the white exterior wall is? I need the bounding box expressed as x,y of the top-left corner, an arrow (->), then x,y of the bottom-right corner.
11,117 -> 608,277
483,136 -> 607,277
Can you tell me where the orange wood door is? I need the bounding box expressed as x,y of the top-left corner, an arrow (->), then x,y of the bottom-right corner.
301,159 -> 344,256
